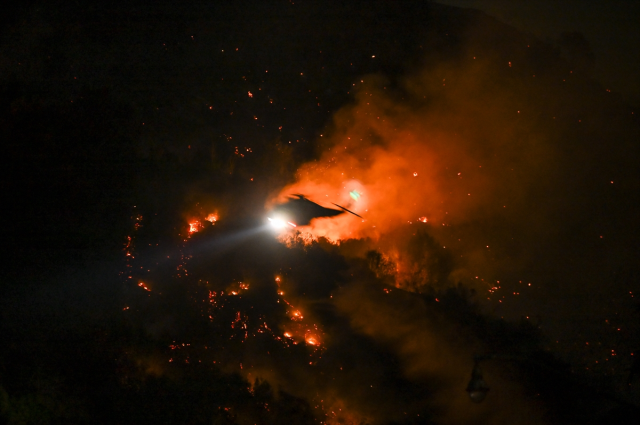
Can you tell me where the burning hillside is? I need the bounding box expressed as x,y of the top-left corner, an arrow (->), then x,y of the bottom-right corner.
2,1 -> 639,424
117,4 -> 639,423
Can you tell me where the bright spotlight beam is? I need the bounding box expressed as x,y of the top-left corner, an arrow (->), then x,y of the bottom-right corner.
149,223 -> 272,265
195,224 -> 271,255
268,217 -> 286,229
268,217 -> 297,230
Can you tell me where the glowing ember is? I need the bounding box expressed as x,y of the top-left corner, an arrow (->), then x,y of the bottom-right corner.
283,332 -> 292,338
291,310 -> 303,321
138,282 -> 151,291
305,332 -> 321,346
418,216 -> 428,223
226,281 -> 250,295
205,213 -> 218,223
188,220 -> 203,234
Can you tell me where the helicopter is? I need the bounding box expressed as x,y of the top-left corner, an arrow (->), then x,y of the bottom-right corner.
267,194 -> 362,229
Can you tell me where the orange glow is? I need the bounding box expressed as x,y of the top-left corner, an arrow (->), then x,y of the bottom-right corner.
225,281 -> 249,295
269,81 -> 456,241
138,282 -> 151,291
291,310 -> 303,321
305,334 -> 320,346
188,220 -> 203,235
267,69 -> 549,292
205,213 -> 218,223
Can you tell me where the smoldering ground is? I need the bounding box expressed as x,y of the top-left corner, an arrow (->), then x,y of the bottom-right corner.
123,221 -> 550,424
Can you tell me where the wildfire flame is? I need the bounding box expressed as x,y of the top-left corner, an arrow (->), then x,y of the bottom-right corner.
305,335 -> 319,346
271,89 -> 450,242
225,281 -> 250,295
188,220 -> 202,235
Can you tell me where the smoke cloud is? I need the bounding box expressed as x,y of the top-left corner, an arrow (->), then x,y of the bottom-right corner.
275,30 -> 639,301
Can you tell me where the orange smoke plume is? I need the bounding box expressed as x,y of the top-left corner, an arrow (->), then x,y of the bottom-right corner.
274,73 -> 491,242
274,59 -> 572,290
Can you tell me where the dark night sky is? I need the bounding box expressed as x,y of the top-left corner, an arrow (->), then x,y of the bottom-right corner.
0,1 -> 639,424
435,0 -> 640,104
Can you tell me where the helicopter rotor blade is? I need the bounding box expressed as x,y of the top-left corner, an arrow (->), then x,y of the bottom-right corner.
332,203 -> 363,219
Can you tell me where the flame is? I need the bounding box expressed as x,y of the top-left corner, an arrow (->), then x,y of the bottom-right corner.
270,70 -> 537,249
185,210 -> 217,237
268,70 -> 552,292
188,220 -> 203,235
225,281 -> 250,295
305,333 -> 320,346
271,82 -> 449,241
